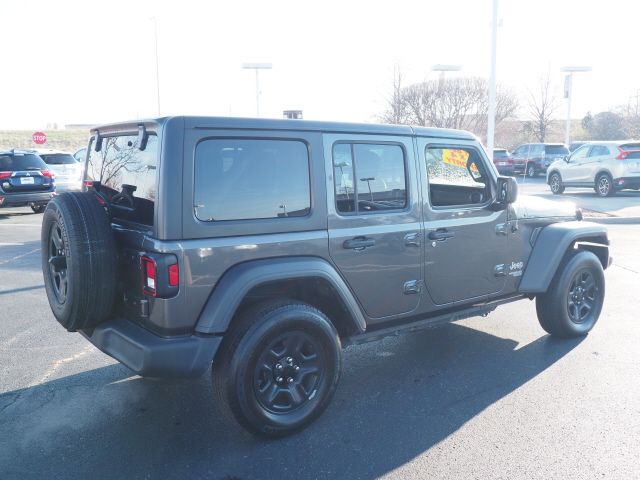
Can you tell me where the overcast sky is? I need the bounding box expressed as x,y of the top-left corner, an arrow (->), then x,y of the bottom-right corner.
1,0 -> 637,129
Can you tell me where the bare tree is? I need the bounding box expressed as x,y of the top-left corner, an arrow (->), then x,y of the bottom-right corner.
382,74 -> 519,141
380,67 -> 410,124
524,72 -> 561,142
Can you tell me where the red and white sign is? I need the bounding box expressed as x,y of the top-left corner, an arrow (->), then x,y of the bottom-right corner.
32,131 -> 47,145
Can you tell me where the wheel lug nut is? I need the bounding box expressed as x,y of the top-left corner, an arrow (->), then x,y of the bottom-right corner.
275,363 -> 283,370
276,376 -> 283,383
286,357 -> 293,365
287,377 -> 294,384
294,365 -> 300,371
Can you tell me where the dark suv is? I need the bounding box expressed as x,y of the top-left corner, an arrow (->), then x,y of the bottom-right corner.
511,143 -> 570,177
0,150 -> 56,213
41,117 -> 610,437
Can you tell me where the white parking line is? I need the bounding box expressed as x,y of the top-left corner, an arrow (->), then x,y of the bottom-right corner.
0,248 -> 40,265
0,224 -> 41,227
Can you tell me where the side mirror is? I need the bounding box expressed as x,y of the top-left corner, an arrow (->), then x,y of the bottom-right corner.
564,155 -> 570,163
496,176 -> 518,206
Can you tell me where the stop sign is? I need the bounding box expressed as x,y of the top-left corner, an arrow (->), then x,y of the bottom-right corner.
32,132 -> 47,145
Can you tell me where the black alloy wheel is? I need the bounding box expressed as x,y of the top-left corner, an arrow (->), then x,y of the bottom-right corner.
213,301 -> 342,437
47,221 -> 69,304
536,250 -> 605,338
253,331 -> 325,414
566,269 -> 598,324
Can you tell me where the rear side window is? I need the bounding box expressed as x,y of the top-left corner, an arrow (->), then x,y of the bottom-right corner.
40,154 -> 77,165
620,143 -> 640,151
194,139 -> 310,221
333,143 -> 407,214
0,154 -> 48,171
545,145 -> 569,155
86,134 -> 158,226
589,146 -> 610,156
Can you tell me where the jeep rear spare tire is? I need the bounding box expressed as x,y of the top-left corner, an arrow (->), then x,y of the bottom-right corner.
42,192 -> 117,332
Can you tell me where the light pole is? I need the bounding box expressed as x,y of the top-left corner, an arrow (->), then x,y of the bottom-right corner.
560,66 -> 592,146
431,64 -> 462,89
151,17 -> 161,116
486,0 -> 499,156
242,63 -> 273,117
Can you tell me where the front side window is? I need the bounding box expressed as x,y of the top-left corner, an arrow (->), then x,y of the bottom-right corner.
333,143 -> 407,214
194,139 -> 310,221
425,146 -> 490,207
570,146 -> 589,162
86,134 -> 158,226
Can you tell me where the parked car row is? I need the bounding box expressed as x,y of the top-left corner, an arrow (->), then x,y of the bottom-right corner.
492,143 -> 570,178
0,149 -> 83,213
492,141 -> 640,197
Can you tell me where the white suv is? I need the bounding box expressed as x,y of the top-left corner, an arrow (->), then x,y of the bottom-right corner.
546,141 -> 640,197
33,149 -> 84,193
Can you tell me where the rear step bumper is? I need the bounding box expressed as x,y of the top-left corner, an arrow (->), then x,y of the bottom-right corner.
81,318 -> 222,378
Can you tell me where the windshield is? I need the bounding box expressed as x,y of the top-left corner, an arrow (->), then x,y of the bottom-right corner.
40,153 -> 77,165
0,154 -> 48,171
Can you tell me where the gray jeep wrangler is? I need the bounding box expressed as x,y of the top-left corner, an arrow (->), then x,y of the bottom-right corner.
41,117 -> 610,437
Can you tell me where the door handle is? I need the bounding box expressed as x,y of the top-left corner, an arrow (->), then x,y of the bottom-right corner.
343,237 -> 376,250
428,229 -> 455,241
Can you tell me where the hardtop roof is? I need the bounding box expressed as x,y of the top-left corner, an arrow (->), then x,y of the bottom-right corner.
91,116 -> 477,141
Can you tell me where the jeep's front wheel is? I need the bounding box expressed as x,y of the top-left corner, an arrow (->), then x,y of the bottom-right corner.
536,251 -> 605,338
213,301 -> 342,437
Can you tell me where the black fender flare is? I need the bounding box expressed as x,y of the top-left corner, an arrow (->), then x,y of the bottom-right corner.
519,221 -> 610,294
194,257 -> 367,335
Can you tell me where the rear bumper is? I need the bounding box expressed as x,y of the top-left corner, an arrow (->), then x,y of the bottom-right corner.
614,177 -> 640,189
81,318 -> 222,378
0,191 -> 55,207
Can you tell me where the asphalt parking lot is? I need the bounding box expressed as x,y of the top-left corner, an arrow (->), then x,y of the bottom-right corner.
1,196 -> 639,479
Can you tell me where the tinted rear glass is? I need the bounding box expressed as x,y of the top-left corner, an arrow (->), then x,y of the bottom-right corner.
620,143 -> 640,151
86,134 -> 158,226
545,145 -> 569,154
194,138 -> 310,221
626,151 -> 640,159
0,154 -> 48,171
40,153 -> 77,165
493,150 -> 508,158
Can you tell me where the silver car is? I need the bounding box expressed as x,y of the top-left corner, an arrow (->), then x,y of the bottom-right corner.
546,141 -> 640,197
34,149 -> 84,193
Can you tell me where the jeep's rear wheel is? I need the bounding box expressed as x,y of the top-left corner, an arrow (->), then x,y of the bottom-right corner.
212,301 -> 342,437
536,251 -> 605,338
41,192 -> 117,332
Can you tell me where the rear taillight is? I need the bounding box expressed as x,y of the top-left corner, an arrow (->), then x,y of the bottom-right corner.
0,172 -> 11,179
84,180 -> 94,187
616,147 -> 630,160
141,254 -> 179,297
168,264 -> 179,287
41,170 -> 55,178
141,256 -> 157,296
